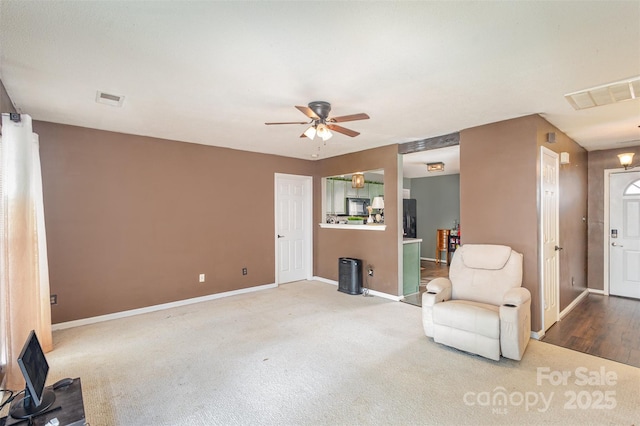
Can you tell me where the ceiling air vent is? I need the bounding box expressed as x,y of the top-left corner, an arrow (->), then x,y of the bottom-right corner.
565,76 -> 639,110
95,91 -> 125,107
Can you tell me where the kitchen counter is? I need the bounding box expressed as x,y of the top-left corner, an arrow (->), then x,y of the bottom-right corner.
319,223 -> 386,231
403,238 -> 423,244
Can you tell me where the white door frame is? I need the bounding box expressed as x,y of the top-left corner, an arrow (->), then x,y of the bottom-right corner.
539,146 -> 560,334
274,173 -> 313,285
397,153 -> 404,297
603,167 -> 638,295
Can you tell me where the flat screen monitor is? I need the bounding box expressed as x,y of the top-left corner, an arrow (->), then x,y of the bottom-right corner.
9,330 -> 56,420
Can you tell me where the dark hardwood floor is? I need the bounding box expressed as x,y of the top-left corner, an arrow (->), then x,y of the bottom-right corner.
542,294 -> 640,368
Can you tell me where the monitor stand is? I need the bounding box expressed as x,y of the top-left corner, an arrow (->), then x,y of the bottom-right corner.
8,389 -> 56,420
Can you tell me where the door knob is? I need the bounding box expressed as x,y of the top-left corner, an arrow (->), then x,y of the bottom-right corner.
277,235 -> 285,238
611,242 -> 623,247
554,245 -> 563,251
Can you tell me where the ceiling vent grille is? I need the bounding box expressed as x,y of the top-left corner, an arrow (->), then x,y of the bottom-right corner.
565,76 -> 639,110
95,91 -> 125,107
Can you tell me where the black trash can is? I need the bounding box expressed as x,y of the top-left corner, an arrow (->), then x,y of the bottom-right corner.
338,257 -> 363,295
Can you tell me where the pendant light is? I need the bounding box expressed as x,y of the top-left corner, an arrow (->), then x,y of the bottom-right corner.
352,173 -> 365,188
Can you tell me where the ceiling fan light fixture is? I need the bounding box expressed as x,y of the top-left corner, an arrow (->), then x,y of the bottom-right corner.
303,126 -> 317,140
265,101 -> 369,140
317,124 -> 332,141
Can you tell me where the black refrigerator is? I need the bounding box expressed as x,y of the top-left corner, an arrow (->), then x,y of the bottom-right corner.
403,199 -> 417,238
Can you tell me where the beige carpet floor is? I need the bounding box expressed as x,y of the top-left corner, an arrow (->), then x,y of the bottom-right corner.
6,280 -> 639,425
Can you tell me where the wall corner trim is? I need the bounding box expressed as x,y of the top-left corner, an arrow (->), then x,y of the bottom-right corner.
559,289 -> 589,320
367,289 -> 402,301
52,283 -> 277,331
531,330 -> 544,340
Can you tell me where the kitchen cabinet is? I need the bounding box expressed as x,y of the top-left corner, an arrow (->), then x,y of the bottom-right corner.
345,182 -> 357,197
332,180 -> 346,214
361,183 -> 371,198
347,183 -> 374,198
325,178 -> 383,216
346,182 -> 368,197
403,239 -> 421,296
325,179 -> 334,214
369,183 -> 383,199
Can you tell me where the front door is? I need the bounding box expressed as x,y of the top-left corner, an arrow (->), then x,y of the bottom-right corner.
541,147 -> 559,331
275,174 -> 312,284
609,171 -> 640,299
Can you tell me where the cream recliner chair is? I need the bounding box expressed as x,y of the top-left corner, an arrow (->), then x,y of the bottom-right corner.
422,244 -> 531,361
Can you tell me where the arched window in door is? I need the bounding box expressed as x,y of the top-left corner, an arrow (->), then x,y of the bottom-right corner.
624,179 -> 640,195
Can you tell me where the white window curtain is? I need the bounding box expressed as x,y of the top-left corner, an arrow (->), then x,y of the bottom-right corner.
0,113 -> 52,389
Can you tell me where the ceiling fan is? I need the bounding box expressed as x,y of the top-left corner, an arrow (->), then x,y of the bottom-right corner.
265,101 -> 370,141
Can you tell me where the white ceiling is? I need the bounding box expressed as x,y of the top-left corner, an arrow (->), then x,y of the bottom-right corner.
403,146 -> 460,179
1,1 -> 639,167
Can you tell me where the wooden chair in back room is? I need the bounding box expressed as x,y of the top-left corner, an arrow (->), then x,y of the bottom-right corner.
436,229 -> 450,264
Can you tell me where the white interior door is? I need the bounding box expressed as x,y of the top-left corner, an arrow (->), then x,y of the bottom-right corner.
540,147 -> 559,331
275,174 -> 312,284
609,171 -> 640,299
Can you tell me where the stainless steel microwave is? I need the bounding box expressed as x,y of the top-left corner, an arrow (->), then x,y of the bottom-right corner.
346,197 -> 370,216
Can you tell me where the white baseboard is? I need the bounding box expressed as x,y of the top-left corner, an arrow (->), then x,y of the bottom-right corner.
531,330 -> 544,340
312,276 -> 338,286
588,288 -> 606,295
370,290 -> 402,301
311,276 -> 402,301
559,289 -> 589,320
532,289 -> 592,340
52,282 -> 278,331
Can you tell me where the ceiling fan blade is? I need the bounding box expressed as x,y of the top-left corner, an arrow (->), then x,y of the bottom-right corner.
327,124 -> 360,137
265,121 -> 310,125
329,113 -> 370,123
295,105 -> 320,120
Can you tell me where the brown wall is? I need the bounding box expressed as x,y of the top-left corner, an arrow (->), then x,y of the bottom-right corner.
534,116 -> 588,311
587,146 -> 640,290
34,121 -> 313,323
314,145 -> 399,295
460,115 -> 588,333
1,79 -> 17,113
460,116 -> 540,328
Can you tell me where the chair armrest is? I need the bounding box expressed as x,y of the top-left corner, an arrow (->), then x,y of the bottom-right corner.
426,277 -> 452,294
502,287 -> 531,307
423,277 -> 452,306
500,288 -> 532,361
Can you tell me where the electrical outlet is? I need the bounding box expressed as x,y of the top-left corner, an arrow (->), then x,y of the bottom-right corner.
199,274 -> 205,283
242,267 -> 248,275
50,294 -> 57,305
367,267 -> 374,277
